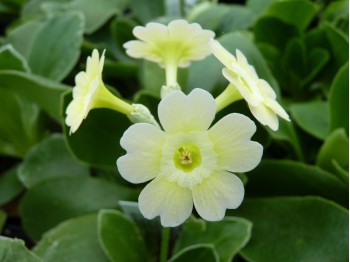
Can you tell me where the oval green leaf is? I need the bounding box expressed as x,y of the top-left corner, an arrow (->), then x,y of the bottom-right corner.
20,176 -> 137,240
33,214 -> 109,262
0,236 -> 42,262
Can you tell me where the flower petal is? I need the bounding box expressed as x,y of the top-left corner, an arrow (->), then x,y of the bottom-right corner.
158,88 -> 216,134
117,123 -> 166,183
138,176 -> 193,227
209,39 -> 236,69
249,103 -> 279,131
208,113 -> 263,173
265,98 -> 290,121
193,171 -> 244,221
133,22 -> 168,43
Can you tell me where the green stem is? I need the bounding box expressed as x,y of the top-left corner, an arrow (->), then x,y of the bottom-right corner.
215,83 -> 243,112
160,227 -> 170,262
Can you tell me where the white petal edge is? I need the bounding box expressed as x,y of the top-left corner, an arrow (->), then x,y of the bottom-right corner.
249,103 -> 279,131
117,123 -> 166,183
158,88 -> 216,134
193,171 -> 244,221
138,176 -> 193,227
208,113 -> 263,173
209,39 -> 236,70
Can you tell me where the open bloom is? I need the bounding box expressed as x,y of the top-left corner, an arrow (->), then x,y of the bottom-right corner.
210,39 -> 290,131
117,88 -> 263,227
65,49 -> 158,134
124,20 -> 215,96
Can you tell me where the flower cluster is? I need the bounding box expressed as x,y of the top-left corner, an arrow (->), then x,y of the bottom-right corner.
66,19 -> 290,227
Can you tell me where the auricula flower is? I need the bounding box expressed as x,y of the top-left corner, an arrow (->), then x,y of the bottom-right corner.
117,88 -> 263,227
123,20 -> 215,97
65,49 -> 159,134
210,39 -> 290,131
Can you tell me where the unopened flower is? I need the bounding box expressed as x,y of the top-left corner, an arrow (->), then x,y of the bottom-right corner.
65,49 -> 159,134
124,20 -> 215,96
210,39 -> 290,131
117,88 -> 263,227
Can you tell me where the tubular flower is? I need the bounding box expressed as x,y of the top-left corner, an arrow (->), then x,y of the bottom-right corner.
123,20 -> 215,97
65,49 -> 159,134
210,39 -> 290,131
117,88 -> 263,227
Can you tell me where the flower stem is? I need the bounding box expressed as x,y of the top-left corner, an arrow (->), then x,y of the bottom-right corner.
215,83 -> 243,112
160,227 -> 170,262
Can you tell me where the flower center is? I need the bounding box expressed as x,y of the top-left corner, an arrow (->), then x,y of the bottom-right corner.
173,144 -> 202,173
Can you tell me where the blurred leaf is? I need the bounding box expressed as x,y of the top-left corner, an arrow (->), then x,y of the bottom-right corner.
129,0 -> 164,24
316,128 -> 349,183
170,244 -> 219,262
329,63 -> 349,133
97,209 -> 150,262
22,0 -> 71,16
110,17 -> 138,62
321,0 -> 349,34
230,197 -> 349,262
323,22 -> 349,77
0,70 -> 68,121
0,44 -> 29,71
6,19 -> 43,58
0,237 -> 43,262
254,17 -> 299,51
0,210 -> 6,231
220,5 -> 254,33
263,0 -> 318,32
27,12 -> 84,81
0,88 -> 44,157
67,0 -> 128,34
246,0 -> 278,17
20,176 -> 137,240
62,91 -> 131,168
290,101 -> 329,140
301,47 -> 330,87
18,134 -> 89,188
140,61 -> 165,98
175,216 -> 252,262
245,160 -> 348,206
0,166 -> 23,206
33,214 -> 109,262
267,120 -> 303,160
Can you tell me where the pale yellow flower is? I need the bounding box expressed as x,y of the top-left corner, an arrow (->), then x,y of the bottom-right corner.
124,20 -> 215,96
117,88 -> 263,227
210,39 -> 290,131
65,49 -> 158,134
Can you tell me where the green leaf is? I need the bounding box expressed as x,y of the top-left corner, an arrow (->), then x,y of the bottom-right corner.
67,0 -> 128,34
0,166 -> 23,206
175,216 -> 252,262
169,244 -> 219,262
0,44 -> 30,71
0,210 -> 6,231
220,5 -> 255,33
267,120 -> 303,161
246,0 -> 278,17
97,209 -> 150,262
230,197 -> 349,262
33,214 -> 109,262
321,0 -> 349,34
316,128 -> 349,182
0,237 -> 43,262
323,23 -> 349,76
129,0 -> 164,24
290,101 -> 329,140
6,19 -> 43,58
245,160 -> 348,206
18,134 -> 89,188
0,70 -> 68,121
263,0 -> 319,32
329,63 -> 349,133
27,13 -> 84,81
254,17 -> 299,51
0,88 -> 44,157
62,91 -> 131,168
20,176 -> 137,240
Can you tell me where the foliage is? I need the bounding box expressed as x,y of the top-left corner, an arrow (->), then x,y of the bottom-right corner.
0,0 -> 348,261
